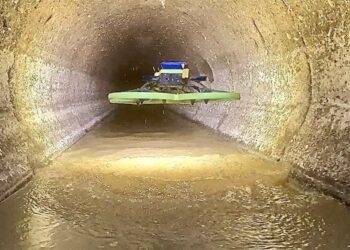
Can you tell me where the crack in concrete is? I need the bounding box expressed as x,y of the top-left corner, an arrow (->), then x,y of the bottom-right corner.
280,0 -> 291,12
216,110 -> 229,131
297,52 -> 313,131
7,59 -> 21,123
44,14 -> 53,25
252,18 -> 267,50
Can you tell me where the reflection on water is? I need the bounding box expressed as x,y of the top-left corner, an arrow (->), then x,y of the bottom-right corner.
0,107 -> 350,249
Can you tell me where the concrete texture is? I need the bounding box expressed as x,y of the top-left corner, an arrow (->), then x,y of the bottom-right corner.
175,1 -> 350,202
0,0 -> 349,202
0,1 -> 32,199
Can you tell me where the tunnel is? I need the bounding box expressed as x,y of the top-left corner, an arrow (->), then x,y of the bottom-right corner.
0,0 -> 349,248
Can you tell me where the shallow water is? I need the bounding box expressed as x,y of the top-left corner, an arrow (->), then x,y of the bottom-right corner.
1,107 -> 350,249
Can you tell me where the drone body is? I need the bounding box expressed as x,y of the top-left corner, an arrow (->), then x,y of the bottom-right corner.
108,61 -> 240,105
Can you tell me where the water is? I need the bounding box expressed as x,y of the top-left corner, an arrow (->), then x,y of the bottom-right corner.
1,107 -> 350,249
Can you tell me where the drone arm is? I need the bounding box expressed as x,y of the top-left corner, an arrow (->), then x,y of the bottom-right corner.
189,76 -> 208,82
142,76 -> 159,82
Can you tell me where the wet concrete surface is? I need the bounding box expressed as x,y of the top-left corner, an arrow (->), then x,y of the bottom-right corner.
0,107 -> 350,249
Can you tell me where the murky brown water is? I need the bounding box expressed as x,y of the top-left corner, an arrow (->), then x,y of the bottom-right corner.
1,107 -> 350,249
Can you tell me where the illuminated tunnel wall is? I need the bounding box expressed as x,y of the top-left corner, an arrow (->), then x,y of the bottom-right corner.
0,0 -> 349,202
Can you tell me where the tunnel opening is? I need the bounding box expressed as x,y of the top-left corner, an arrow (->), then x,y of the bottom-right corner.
81,13 -> 215,140
103,23 -> 190,92
106,24 -> 209,94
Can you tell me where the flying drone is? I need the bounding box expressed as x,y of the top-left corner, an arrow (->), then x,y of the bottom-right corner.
108,61 -> 240,105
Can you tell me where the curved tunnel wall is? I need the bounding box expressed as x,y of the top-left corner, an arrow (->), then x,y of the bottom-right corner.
0,0 -> 349,202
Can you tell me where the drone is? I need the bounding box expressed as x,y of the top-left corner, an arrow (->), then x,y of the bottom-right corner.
108,61 -> 240,105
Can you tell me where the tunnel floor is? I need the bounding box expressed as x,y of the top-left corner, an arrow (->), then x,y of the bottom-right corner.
0,108 -> 350,249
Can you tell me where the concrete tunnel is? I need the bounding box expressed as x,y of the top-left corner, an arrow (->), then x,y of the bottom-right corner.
0,0 -> 349,215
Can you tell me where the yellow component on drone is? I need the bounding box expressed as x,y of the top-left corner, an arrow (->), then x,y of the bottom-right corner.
182,68 -> 190,79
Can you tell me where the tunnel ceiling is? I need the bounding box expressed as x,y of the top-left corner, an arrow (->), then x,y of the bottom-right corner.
0,0 -> 349,203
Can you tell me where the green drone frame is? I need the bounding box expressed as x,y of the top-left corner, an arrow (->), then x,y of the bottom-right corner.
108,91 -> 241,105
